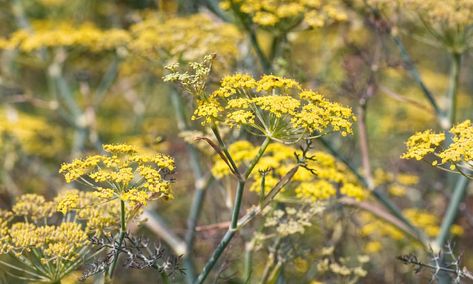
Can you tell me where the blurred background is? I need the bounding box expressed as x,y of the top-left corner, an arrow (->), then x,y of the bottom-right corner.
0,0 -> 472,283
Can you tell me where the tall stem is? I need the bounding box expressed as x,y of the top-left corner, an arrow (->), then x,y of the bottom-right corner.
434,52 -> 465,251
108,200 -> 126,278
446,52 -> 462,128
170,90 -> 211,283
195,137 -> 271,283
229,1 -> 271,73
357,89 -> 374,189
434,176 -> 469,250
392,36 -> 443,121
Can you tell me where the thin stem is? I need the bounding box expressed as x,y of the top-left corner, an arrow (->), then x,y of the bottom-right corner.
211,126 -> 241,177
260,238 -> 281,284
170,89 -> 211,283
243,241 -> 254,283
244,137 -> 271,179
229,1 -> 271,73
108,200 -> 126,278
392,35 -> 443,121
195,137 -> 271,283
202,0 -> 231,22
446,52 -> 462,128
160,271 -> 170,284
357,89 -> 374,189
195,230 -> 236,283
434,176 -> 470,250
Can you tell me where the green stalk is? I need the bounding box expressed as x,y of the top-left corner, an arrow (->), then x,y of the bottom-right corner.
435,52 -> 464,250
229,1 -> 271,73
434,51 -> 463,284
202,0 -> 231,22
244,137 -> 271,179
435,176 -> 469,249
446,52 -> 462,128
160,271 -> 170,284
243,241 -> 254,283
171,90 -> 210,283
195,229 -> 236,283
108,200 -> 126,278
392,36 -> 443,120
211,126 -> 241,176
195,138 -> 271,283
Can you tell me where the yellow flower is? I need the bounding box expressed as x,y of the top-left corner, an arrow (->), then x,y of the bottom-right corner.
221,0 -> 347,28
129,14 -> 241,62
55,191 -> 80,215
59,144 -> 175,207
212,140 -> 366,201
364,241 -> 382,253
402,130 -> 445,160
402,120 -> 473,175
12,194 -> 55,221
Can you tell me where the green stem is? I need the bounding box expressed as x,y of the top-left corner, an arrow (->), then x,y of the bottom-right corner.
202,0 -> 231,22
160,271 -> 170,284
446,52 -> 462,128
108,200 -> 126,278
244,137 -> 271,179
195,138 -> 271,283
435,176 -> 469,249
243,241 -> 253,283
195,229 -> 236,283
211,126 -> 241,176
434,50 -> 464,254
392,36 -> 443,120
230,1 -> 271,73
260,238 -> 281,284
171,90 -> 210,283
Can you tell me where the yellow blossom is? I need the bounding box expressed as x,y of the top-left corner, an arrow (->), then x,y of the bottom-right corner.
59,144 -> 175,207
221,0 -> 348,28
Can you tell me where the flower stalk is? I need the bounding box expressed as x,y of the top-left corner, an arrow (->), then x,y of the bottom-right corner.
108,200 -> 126,278
195,137 -> 271,283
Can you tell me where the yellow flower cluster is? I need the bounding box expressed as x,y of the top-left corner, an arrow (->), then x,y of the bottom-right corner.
403,209 -> 463,237
402,120 -> 473,175
401,130 -> 445,161
316,255 -> 369,281
59,144 -> 175,207
399,0 -> 473,51
220,0 -> 348,28
0,194 -> 99,282
55,190 -> 125,235
373,169 -> 420,197
55,191 -> 79,215
0,21 -> 130,52
0,108 -> 64,158
263,205 -> 324,237
211,140 -> 366,201
12,194 -> 55,221
0,14 -> 240,76
402,0 -> 473,29
166,60 -> 355,142
360,209 -> 463,252
128,14 -> 241,62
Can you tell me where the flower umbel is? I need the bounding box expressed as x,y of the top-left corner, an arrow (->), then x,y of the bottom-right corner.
402,120 -> 473,176
165,57 -> 356,143
59,144 -> 175,208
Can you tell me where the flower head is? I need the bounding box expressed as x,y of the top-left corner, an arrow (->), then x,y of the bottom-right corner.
59,144 -> 175,208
